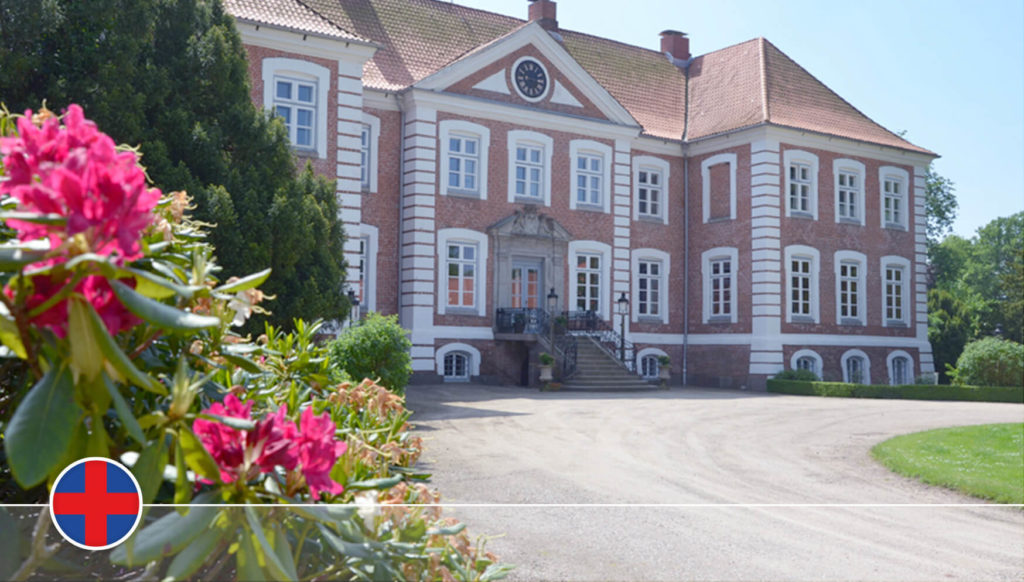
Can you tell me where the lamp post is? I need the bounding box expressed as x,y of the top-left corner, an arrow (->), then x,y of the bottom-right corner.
547,287 -> 558,353
347,289 -> 360,327
616,292 -> 629,363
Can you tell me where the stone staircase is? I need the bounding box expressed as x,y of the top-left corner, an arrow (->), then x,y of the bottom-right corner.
560,336 -> 658,391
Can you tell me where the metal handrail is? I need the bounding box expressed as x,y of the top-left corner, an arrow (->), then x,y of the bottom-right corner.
562,310 -> 635,372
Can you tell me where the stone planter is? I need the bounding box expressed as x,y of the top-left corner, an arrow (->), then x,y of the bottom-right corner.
539,364 -> 554,382
659,367 -> 671,381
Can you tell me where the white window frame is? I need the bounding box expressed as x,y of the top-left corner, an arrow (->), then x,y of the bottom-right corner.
439,120 -> 489,199
879,166 -> 910,229
507,130 -> 553,206
783,149 -> 819,219
568,240 -> 612,321
701,152 -> 737,223
633,156 -> 670,224
569,140 -> 612,213
887,350 -> 914,386
631,248 -> 670,324
356,224 -> 378,313
435,343 -> 481,380
841,349 -> 871,384
784,245 -> 820,323
880,255 -> 911,327
360,114 -> 380,193
437,228 -> 488,316
262,58 -> 329,159
637,347 -> 669,379
790,349 -> 823,377
833,159 -> 865,225
701,247 -> 738,324
833,250 -> 866,326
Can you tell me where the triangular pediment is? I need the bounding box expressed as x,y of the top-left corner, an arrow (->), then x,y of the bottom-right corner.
487,206 -> 572,241
414,22 -> 638,127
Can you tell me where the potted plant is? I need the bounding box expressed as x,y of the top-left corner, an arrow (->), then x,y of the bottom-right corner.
658,355 -> 671,382
539,352 -> 555,382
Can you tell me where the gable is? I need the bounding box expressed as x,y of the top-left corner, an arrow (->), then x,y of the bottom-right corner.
415,22 -> 639,128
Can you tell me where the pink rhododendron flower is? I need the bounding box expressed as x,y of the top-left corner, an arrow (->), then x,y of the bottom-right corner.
294,406 -> 348,500
0,105 -> 161,262
193,396 -> 347,499
4,272 -> 141,338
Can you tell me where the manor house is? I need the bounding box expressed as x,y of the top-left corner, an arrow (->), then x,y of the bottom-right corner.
224,0 -> 937,389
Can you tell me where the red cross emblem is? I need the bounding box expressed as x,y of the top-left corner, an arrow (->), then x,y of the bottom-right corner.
49,457 -> 143,550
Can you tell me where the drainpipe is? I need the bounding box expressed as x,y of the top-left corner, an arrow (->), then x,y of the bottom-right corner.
396,93 -> 407,328
682,148 -> 689,385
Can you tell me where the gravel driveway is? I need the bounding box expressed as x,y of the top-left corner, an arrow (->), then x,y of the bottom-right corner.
404,384 -> 1024,582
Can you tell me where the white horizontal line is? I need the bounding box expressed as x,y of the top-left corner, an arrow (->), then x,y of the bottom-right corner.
13,503 -> 1017,509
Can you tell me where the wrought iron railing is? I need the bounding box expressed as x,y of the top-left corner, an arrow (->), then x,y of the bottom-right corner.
494,308 -> 578,379
494,307 -> 547,334
562,310 -> 635,372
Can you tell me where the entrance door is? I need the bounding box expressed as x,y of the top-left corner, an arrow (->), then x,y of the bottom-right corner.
510,261 -> 543,309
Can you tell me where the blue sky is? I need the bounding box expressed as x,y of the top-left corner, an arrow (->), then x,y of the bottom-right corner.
453,0 -> 1024,238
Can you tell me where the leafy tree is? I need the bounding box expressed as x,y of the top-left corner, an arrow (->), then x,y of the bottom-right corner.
927,288 -> 971,384
329,313 -> 413,396
928,234 -> 972,290
924,166 -> 958,246
1000,248 -> 1023,343
967,212 -> 1023,338
0,0 -> 349,332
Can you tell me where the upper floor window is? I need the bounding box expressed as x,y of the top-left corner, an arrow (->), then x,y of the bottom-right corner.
879,167 -> 910,229
833,159 -> 865,225
261,58 -> 329,159
440,120 -> 490,199
633,156 -> 670,223
701,247 -> 738,324
360,124 -> 371,189
881,255 -> 911,327
701,153 -> 737,223
575,253 -> 601,313
569,140 -> 612,212
446,243 -> 477,309
507,131 -> 552,205
783,150 -> 818,219
785,245 -> 820,323
632,248 -> 670,324
637,260 -> 661,317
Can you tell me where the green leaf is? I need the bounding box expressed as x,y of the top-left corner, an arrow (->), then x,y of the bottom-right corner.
174,440 -> 190,506
197,412 -> 256,431
0,508 -> 20,581
243,507 -> 293,581
124,267 -> 196,300
0,244 -> 49,270
316,523 -> 374,559
289,504 -> 356,527
125,438 -> 168,505
85,411 -> 109,458
178,425 -> 222,484
5,364 -> 82,487
111,280 -> 221,332
67,298 -> 104,383
270,522 -> 299,581
235,523 -> 264,582
105,376 -> 146,445
83,300 -> 166,395
345,475 -> 403,490
109,494 -> 219,566
426,522 -> 466,536
220,352 -> 263,374
163,523 -> 226,580
0,211 -> 67,225
213,268 -> 271,295
0,315 -> 26,359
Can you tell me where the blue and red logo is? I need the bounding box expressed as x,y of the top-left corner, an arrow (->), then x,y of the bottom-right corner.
49,457 -> 143,550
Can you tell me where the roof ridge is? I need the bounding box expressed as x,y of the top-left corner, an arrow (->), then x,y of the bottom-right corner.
418,0 -> 525,25
694,36 -> 761,59
758,37 -> 769,122
292,0 -> 368,43
760,38 -> 919,150
558,27 -> 665,58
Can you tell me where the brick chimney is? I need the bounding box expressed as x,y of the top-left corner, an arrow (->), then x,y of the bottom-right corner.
528,0 -> 558,31
660,30 -> 690,62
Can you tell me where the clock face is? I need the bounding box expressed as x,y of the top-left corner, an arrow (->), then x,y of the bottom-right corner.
514,59 -> 548,100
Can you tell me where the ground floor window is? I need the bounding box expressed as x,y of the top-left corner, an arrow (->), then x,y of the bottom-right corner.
796,356 -> 817,376
640,355 -> 660,378
845,356 -> 866,384
443,352 -> 470,381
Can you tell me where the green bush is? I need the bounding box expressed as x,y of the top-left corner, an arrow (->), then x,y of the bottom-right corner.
774,368 -> 820,381
328,313 -> 413,395
948,337 -> 1024,387
767,379 -> 1023,403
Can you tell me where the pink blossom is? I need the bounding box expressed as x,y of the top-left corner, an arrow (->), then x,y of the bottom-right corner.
192,395 -> 254,483
5,273 -> 141,338
294,406 -> 347,500
193,395 -> 299,483
0,105 -> 161,262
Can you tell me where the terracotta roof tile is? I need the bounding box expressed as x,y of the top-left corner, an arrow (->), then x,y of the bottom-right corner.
560,31 -> 686,140
761,39 -> 934,155
224,0 -> 370,43
685,38 -> 766,141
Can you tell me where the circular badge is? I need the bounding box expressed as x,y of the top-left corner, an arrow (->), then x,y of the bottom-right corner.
49,457 -> 143,551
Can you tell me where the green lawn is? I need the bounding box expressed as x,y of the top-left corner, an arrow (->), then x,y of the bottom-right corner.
872,423 -> 1024,504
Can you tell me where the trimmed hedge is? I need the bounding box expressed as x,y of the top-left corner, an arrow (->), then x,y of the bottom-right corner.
767,379 -> 1023,403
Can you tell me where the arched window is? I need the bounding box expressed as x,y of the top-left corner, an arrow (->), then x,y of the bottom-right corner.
640,355 -> 660,379
841,349 -> 871,384
796,356 -> 817,375
887,350 -> 914,385
443,352 -> 470,381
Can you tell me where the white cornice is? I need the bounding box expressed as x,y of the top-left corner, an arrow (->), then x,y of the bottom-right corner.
404,89 -> 641,141
237,22 -> 377,63
413,22 -> 639,128
364,89 -> 401,111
